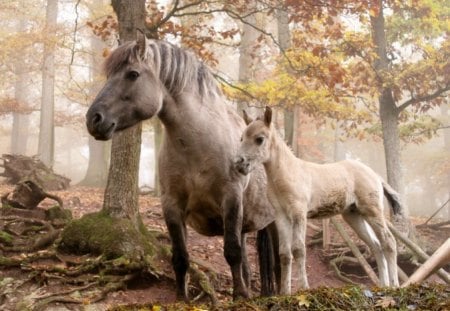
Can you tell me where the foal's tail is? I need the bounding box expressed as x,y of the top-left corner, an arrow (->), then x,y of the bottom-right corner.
257,223 -> 279,296
382,181 -> 403,215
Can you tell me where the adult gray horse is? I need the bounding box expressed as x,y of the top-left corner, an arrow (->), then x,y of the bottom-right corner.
85,33 -> 277,300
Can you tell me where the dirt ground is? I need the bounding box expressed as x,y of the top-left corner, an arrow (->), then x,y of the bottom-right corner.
0,184 -> 449,310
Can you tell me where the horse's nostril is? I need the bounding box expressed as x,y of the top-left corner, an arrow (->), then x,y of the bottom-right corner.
92,112 -> 103,125
235,156 -> 244,164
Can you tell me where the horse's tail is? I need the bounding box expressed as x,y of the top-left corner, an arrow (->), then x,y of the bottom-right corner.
257,223 -> 278,296
382,180 -> 402,215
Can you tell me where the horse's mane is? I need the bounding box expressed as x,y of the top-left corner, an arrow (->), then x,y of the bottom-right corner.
103,40 -> 220,98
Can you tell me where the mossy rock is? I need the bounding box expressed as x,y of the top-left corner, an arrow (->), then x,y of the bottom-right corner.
57,211 -> 156,260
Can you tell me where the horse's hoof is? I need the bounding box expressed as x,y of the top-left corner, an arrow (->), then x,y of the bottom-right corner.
233,290 -> 250,301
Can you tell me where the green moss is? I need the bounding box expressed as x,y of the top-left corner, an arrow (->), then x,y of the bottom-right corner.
107,284 -> 450,311
58,210 -> 156,260
45,206 -> 72,221
0,231 -> 13,245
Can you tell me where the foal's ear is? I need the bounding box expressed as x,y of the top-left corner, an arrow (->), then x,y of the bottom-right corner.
264,106 -> 272,127
242,110 -> 253,126
136,29 -> 149,60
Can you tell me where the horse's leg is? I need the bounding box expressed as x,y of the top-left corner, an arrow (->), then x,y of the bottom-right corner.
162,195 -> 190,301
275,214 -> 293,295
241,233 -> 251,289
222,194 -> 248,299
292,210 -> 309,289
342,211 -> 390,286
258,222 -> 280,296
365,214 -> 399,286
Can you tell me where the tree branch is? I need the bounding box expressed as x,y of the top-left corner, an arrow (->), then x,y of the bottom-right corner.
397,85 -> 450,112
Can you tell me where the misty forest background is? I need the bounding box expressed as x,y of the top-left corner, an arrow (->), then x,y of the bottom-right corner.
0,0 -> 449,220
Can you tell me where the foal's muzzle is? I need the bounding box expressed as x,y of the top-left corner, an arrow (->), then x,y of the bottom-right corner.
234,156 -> 251,175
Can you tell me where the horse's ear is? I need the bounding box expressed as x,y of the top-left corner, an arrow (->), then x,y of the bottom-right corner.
264,106 -> 272,127
136,29 -> 148,60
242,110 -> 253,125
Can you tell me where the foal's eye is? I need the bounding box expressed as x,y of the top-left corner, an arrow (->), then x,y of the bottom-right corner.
255,136 -> 265,145
126,70 -> 140,81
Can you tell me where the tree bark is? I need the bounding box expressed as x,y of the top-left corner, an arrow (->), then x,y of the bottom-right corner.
276,8 -> 294,147
370,1 -> 411,227
237,0 -> 259,112
11,7 -> 30,155
38,0 -> 58,168
104,0 -> 146,226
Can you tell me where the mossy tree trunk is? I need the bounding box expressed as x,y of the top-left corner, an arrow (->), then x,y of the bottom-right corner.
59,0 -> 154,262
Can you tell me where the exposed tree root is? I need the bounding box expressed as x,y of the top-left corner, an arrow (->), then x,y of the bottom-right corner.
0,205 -> 222,310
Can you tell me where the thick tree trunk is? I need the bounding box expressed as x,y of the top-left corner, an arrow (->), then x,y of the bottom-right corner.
103,0 -> 146,226
370,2 -> 408,221
38,0 -> 58,168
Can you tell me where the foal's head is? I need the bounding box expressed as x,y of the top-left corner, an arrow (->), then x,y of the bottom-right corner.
86,32 -> 163,140
235,107 -> 273,175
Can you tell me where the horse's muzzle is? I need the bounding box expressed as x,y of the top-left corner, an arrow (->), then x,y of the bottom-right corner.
86,108 -> 117,141
234,156 -> 250,175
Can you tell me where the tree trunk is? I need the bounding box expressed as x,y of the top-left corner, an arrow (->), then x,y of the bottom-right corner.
80,136 -> 110,187
103,0 -> 145,223
11,12 -> 30,155
59,0 -> 155,264
80,0 -> 110,187
276,8 -> 294,147
237,0 -> 259,112
37,0 -> 58,168
370,1 -> 409,222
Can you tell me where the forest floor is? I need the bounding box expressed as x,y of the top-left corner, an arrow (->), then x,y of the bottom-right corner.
0,183 -> 449,311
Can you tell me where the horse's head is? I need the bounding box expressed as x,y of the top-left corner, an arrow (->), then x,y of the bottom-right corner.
235,107 -> 273,175
86,32 -> 163,140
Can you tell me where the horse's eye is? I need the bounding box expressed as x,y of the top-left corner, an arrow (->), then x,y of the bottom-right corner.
255,136 -> 264,145
127,71 -> 140,81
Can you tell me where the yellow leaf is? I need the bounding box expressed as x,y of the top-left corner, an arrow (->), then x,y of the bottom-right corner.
375,296 -> 396,308
296,294 -> 311,307
151,305 -> 161,311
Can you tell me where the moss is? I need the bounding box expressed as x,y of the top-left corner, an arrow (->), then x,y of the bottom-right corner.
0,230 -> 13,246
57,210 -> 156,260
45,206 -> 72,221
107,284 -> 450,311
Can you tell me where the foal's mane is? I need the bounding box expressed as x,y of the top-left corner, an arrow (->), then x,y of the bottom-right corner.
103,40 -> 220,97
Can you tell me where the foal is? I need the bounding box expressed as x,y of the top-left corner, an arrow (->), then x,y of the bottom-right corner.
235,107 -> 401,294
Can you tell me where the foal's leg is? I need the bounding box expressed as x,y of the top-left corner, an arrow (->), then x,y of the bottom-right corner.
162,195 -> 189,301
275,213 -> 294,294
342,212 -> 389,285
292,211 -> 309,289
222,194 -> 248,299
365,214 -> 399,286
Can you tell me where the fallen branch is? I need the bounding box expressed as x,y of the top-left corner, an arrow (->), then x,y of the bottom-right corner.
402,238 -> 450,287
388,222 -> 450,284
418,197 -> 450,227
330,256 -> 358,284
331,218 -> 379,285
